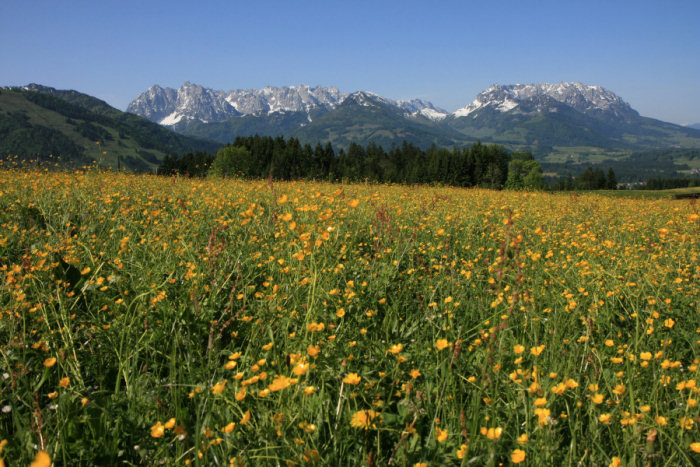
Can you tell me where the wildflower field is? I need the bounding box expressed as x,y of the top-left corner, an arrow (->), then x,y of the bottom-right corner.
0,169 -> 698,466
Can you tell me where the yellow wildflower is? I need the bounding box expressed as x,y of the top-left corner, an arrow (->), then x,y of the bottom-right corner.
30,451 -> 51,467
511,449 -> 526,464
456,443 -> 468,459
223,422 -> 236,433
343,373 -> 361,385
435,339 -> 450,350
350,410 -> 379,430
435,427 -> 448,442
211,380 -> 227,395
480,427 -> 502,440
150,422 -> 165,438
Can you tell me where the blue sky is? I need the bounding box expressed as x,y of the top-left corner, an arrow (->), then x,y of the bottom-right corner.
2,0 -> 699,124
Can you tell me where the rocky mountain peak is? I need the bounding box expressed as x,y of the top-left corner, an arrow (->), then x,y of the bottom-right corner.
453,82 -> 638,122
341,91 -> 389,107
127,83 -> 448,125
126,85 -> 178,123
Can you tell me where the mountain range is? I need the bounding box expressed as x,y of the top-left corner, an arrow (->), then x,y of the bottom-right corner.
127,82 -> 700,162
127,82 -> 449,125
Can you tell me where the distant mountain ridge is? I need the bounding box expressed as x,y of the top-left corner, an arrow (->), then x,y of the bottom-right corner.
127,82 -> 449,126
453,82 -> 639,123
128,81 -> 643,127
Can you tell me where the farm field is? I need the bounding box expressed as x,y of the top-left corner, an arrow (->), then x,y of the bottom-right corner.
0,169 -> 698,466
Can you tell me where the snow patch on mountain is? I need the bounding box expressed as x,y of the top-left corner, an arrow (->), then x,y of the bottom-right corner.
497,98 -> 518,112
160,111 -> 184,126
453,100 -> 484,118
417,108 -> 448,120
397,98 -> 448,121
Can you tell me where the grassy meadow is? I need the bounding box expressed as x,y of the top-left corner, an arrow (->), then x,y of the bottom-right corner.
0,169 -> 698,465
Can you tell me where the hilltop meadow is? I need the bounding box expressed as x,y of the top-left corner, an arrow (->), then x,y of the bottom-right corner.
0,169 -> 698,465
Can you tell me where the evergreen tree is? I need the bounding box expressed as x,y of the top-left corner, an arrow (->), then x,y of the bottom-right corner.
606,168 -> 617,190
505,159 -> 525,189
566,174 -> 574,190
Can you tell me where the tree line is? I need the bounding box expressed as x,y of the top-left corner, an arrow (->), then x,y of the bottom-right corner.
639,177 -> 700,190
549,167 -> 618,191
158,135 -> 546,190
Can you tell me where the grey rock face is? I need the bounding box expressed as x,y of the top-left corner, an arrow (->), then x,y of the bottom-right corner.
454,82 -> 638,122
128,83 -> 348,125
126,85 -> 179,123
128,83 -> 449,125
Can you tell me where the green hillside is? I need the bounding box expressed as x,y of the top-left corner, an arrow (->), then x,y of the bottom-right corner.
290,94 -> 472,149
0,87 -> 220,171
444,103 -> 700,156
175,110 -> 315,144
